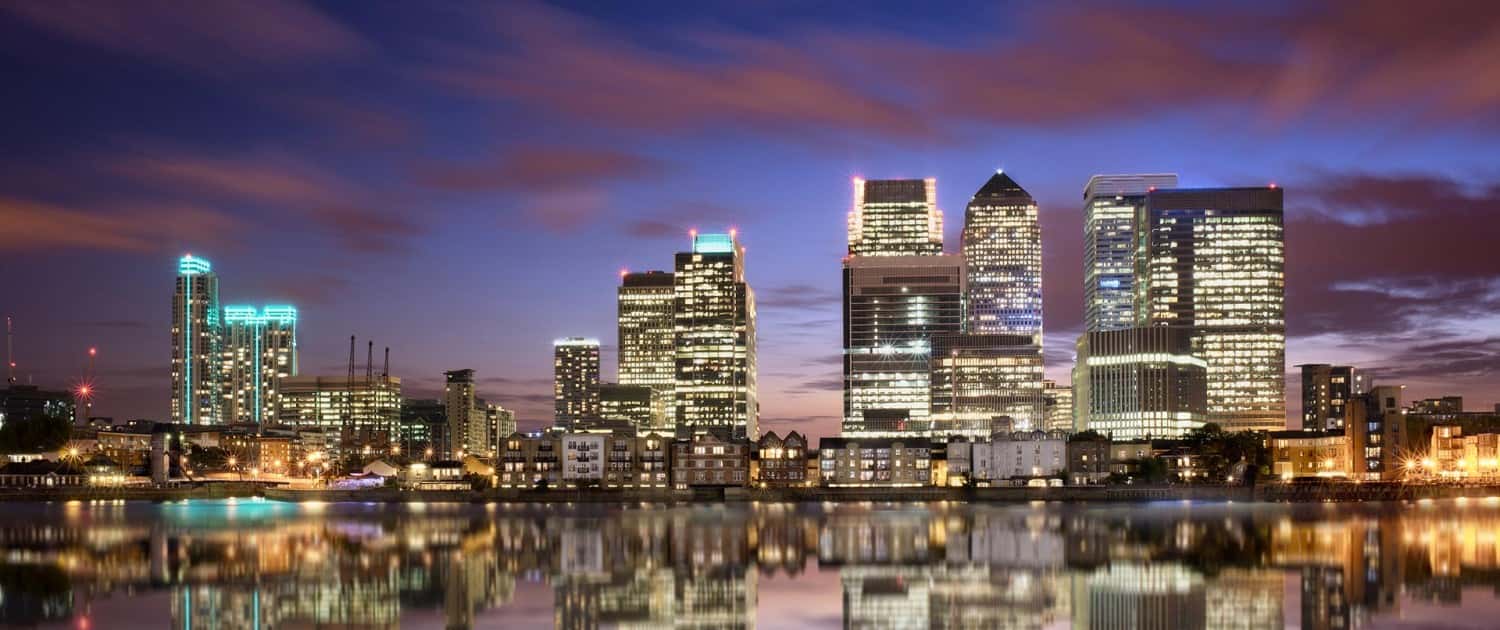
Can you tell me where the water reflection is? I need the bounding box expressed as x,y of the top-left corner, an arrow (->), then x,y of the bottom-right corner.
2,499 -> 1499,628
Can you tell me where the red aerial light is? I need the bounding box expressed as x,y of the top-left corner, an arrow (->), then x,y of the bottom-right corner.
89,347 -> 97,356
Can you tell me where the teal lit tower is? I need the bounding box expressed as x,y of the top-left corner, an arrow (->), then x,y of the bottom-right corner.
171,254 -> 221,424
222,305 -> 298,425
674,231 -> 757,440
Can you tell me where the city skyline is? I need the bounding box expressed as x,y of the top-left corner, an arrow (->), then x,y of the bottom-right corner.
4,2 -> 1500,441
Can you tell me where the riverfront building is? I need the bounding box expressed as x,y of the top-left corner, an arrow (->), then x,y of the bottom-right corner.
1300,364 -> 1362,431
220,305 -> 298,424
276,375 -> 401,453
816,437 -> 932,487
928,333 -> 1044,438
1139,187 -> 1286,432
962,170 -> 1042,341
171,254 -> 221,424
843,255 -> 965,437
553,337 -> 601,431
673,232 -> 757,440
1082,174 -> 1178,333
1073,327 -> 1208,440
618,270 -> 676,431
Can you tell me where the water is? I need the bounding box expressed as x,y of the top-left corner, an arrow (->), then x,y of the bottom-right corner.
3,498 -> 1500,628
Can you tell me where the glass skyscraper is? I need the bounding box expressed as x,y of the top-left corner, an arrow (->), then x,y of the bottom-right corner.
221,305 -> 298,425
171,254 -> 221,424
674,232 -> 757,440
847,178 -> 942,257
1082,174 -> 1178,333
928,332 -> 1044,438
962,170 -> 1042,340
1139,187 -> 1286,432
617,270 -> 676,431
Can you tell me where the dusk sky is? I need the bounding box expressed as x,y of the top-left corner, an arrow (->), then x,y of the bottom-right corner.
3,0 -> 1498,439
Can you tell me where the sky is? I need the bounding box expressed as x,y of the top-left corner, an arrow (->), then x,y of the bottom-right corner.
2,0 -> 1498,440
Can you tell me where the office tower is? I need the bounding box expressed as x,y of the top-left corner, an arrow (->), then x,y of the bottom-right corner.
674,232 -> 757,440
847,178 -> 942,256
1139,187 -> 1286,431
618,271 -> 676,431
444,369 -> 483,457
962,170 -> 1042,340
275,375 -> 401,452
171,254 -> 222,424
221,305 -> 298,425
399,398 -> 447,455
554,337 -> 601,431
1299,364 -> 1361,431
1083,174 -> 1178,332
1073,327 -> 1208,440
1043,380 -> 1074,432
843,255 -> 965,437
598,383 -> 661,432
928,333 -> 1044,438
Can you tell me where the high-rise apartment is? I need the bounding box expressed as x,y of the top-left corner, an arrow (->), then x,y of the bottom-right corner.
1083,174 -> 1178,333
171,254 -> 222,424
618,270 -> 676,431
674,232 -> 757,440
553,337 -> 601,431
962,171 -> 1042,340
843,255 -> 965,437
1073,327 -> 1208,440
1139,187 -> 1286,432
1299,364 -> 1361,431
927,333 -> 1044,439
221,305 -> 298,425
444,369 -> 484,457
847,178 -> 942,257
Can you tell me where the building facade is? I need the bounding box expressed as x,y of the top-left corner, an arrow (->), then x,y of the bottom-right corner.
674,232 -> 757,440
670,433 -> 750,488
928,333 -> 1044,438
618,270 -> 676,431
554,337 -> 601,431
755,431 -> 808,487
275,376 -> 401,453
962,170 -> 1042,340
1300,364 -> 1361,431
443,369 -> 487,458
847,178 -> 942,257
947,431 -> 1068,485
1073,326 -> 1208,440
597,383 -> 659,432
816,437 -> 932,487
843,255 -> 965,437
171,254 -> 221,424
1083,174 -> 1178,333
1138,187 -> 1286,432
1043,380 -> 1074,432
220,305 -> 298,424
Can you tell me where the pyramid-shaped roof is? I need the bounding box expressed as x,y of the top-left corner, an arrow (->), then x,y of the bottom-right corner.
972,169 -> 1030,199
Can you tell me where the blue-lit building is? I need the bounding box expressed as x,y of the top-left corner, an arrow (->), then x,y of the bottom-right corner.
171,254 -> 221,424
1082,174 -> 1178,333
222,305 -> 298,425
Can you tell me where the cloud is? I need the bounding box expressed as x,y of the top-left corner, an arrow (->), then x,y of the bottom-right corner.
424,1 -> 1500,142
3,0 -> 368,72
757,284 -> 839,310
107,148 -> 418,253
0,196 -> 241,253
624,201 -> 742,240
418,144 -> 665,194
271,94 -> 417,148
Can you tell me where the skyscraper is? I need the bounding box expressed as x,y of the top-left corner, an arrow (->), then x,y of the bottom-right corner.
1139,187 -> 1286,432
1073,327 -> 1208,440
1299,364 -> 1361,431
1083,174 -> 1178,333
1043,379 -> 1075,432
171,254 -> 221,424
674,232 -> 757,440
554,337 -> 601,431
221,305 -> 298,425
843,255 -> 965,437
847,178 -> 942,257
618,270 -> 676,431
928,333 -> 1043,438
962,170 -> 1042,340
444,369 -> 482,457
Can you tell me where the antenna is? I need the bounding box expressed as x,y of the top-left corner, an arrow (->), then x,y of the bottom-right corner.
382,347 -> 390,380
5,316 -> 14,385
366,341 -> 374,384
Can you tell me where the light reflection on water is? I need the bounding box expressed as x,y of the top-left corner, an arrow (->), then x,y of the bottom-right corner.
3,499 -> 1500,628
